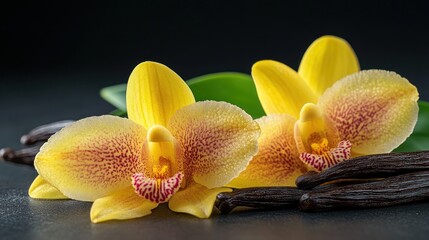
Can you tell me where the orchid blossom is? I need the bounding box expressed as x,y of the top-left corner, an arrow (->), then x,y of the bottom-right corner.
28,61 -> 260,222
228,36 -> 419,188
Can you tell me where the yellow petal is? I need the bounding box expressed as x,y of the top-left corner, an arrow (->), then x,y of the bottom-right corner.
126,61 -> 195,129
168,101 -> 260,189
252,60 -> 317,118
35,115 -> 146,201
28,175 -> 68,199
318,70 -> 419,155
228,114 -> 307,188
298,35 -> 360,96
168,182 -> 231,218
90,187 -> 158,223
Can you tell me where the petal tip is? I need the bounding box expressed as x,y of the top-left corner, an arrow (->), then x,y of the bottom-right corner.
316,35 -> 349,44
133,61 -> 167,71
28,175 -> 68,199
90,188 -> 158,223
168,184 -> 231,218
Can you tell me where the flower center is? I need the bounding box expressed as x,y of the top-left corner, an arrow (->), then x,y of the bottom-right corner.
131,125 -> 183,203
295,103 -> 352,171
310,138 -> 330,155
152,158 -> 170,179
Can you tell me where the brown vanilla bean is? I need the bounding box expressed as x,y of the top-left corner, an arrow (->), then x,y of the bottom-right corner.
299,171 -> 429,211
216,187 -> 306,214
296,151 -> 429,189
215,179 -> 376,214
20,120 -> 74,145
0,145 -> 41,166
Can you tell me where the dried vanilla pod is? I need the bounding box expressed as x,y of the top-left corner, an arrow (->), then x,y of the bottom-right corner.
299,171 -> 429,211
216,187 -> 306,214
215,179 -> 377,214
0,145 -> 42,166
296,151 -> 429,189
0,120 -> 72,167
20,120 -> 74,145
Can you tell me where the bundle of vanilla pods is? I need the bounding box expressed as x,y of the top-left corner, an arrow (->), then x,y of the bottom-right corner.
216,151 -> 429,213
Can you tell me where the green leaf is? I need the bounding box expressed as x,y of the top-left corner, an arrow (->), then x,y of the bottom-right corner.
394,101 -> 429,152
109,109 -> 127,117
99,72 -> 266,119
187,72 -> 265,119
100,84 -> 127,111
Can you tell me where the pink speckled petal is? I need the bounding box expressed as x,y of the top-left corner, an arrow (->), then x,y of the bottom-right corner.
319,70 -> 419,155
35,115 -> 146,201
299,140 -> 351,172
228,114 -> 307,188
131,172 -> 183,203
168,101 -> 260,189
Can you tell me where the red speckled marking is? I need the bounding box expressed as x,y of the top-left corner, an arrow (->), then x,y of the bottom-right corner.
229,114 -> 307,187
324,96 -> 389,147
300,140 -> 351,171
318,70 -> 419,154
34,115 -> 148,201
131,172 -> 183,203
168,101 -> 259,188
62,132 -> 144,186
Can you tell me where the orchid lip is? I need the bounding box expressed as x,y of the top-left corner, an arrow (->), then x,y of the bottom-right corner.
131,172 -> 184,203
300,140 -> 352,171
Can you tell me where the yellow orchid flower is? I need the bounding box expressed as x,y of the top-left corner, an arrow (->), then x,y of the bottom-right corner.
228,36 -> 419,188
28,61 -> 260,223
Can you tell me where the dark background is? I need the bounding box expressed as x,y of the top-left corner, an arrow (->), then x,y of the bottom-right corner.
1,0 -> 429,147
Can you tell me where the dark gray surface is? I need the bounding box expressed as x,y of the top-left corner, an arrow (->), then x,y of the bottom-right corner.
1,162 -> 429,240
